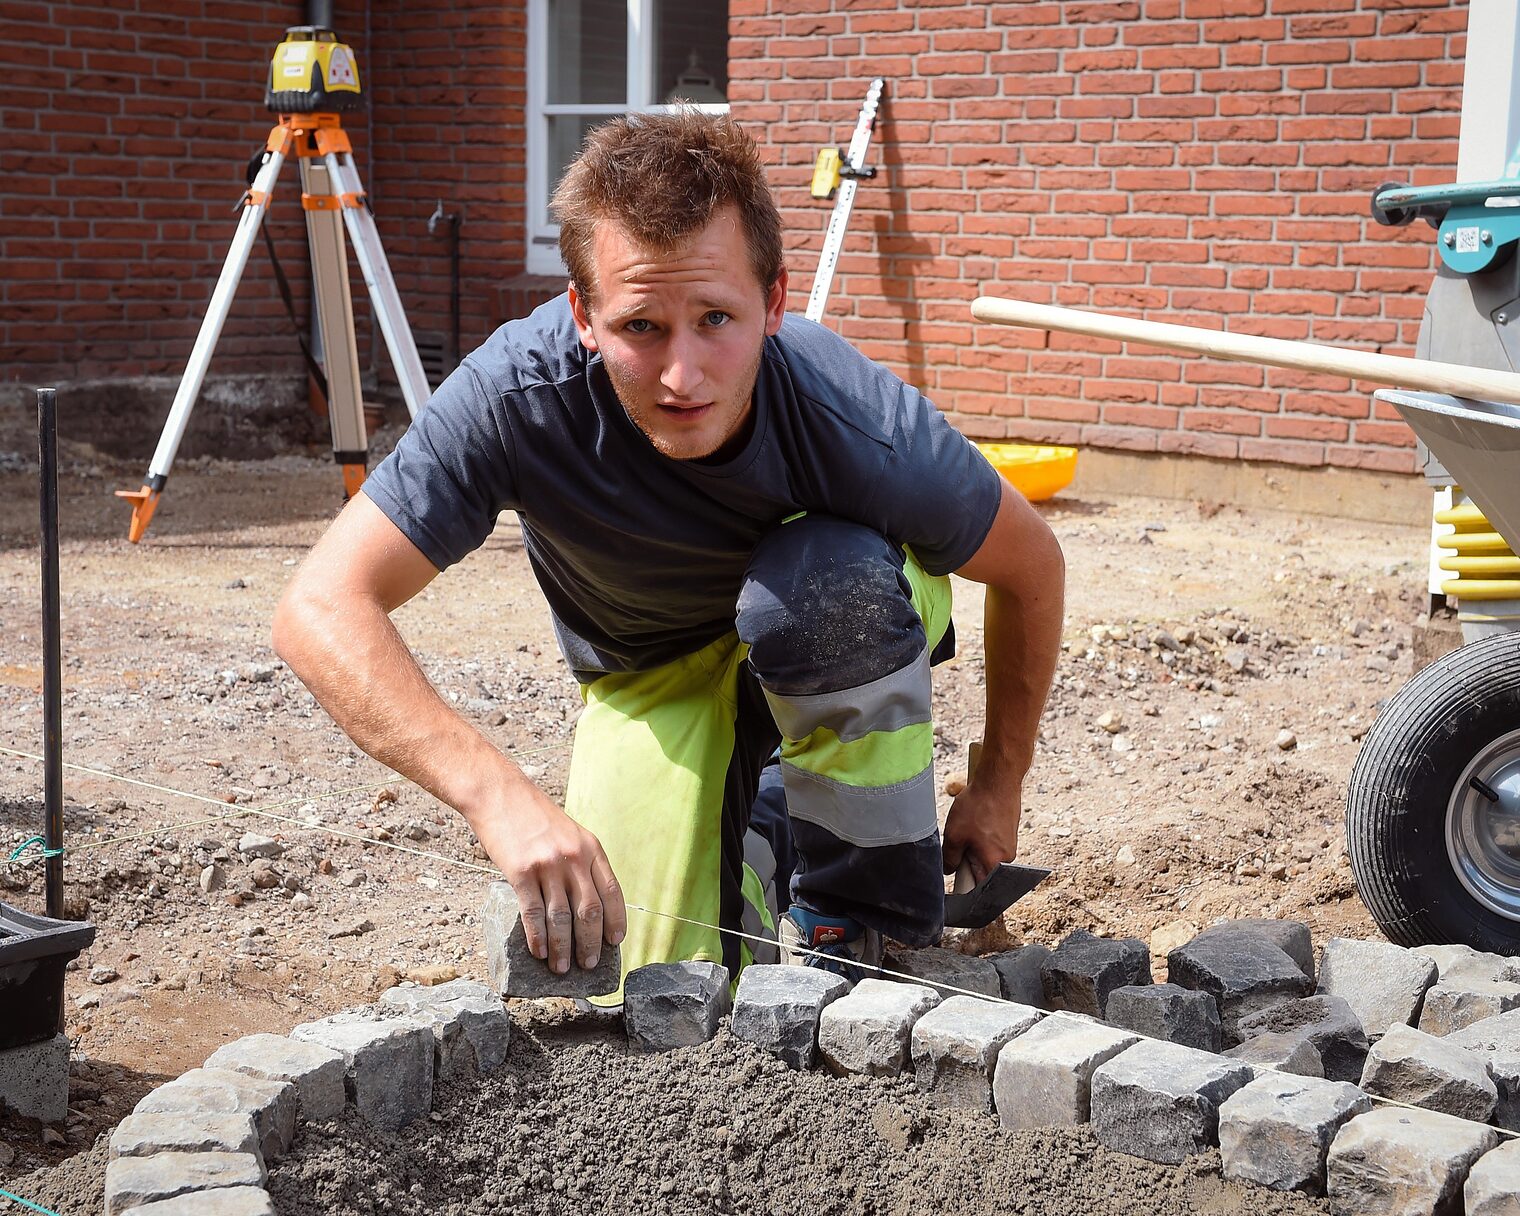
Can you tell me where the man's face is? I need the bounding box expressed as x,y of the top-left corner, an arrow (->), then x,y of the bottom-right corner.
568,205 -> 788,462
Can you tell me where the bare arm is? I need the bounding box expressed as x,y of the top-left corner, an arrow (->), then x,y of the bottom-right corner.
942,478 -> 1066,880
272,492 -> 624,972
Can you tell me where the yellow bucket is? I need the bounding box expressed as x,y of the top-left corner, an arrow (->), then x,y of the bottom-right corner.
975,443 -> 1079,503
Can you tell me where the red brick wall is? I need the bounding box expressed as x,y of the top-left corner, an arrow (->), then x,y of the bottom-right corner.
731,0 -> 1465,475
3,2 -> 527,396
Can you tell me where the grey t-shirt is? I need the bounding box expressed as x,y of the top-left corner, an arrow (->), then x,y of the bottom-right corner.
362,294 -> 1003,677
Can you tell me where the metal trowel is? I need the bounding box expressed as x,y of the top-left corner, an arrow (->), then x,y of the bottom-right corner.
942,740 -> 1052,928
943,860 -> 1051,929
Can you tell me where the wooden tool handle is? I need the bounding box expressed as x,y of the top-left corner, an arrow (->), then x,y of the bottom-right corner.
971,295 -> 1520,406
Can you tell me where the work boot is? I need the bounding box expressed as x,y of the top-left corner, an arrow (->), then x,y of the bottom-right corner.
777,907 -> 882,984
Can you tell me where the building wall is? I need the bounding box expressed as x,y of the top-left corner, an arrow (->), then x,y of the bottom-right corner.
730,0 -> 1466,475
2,1 -> 528,442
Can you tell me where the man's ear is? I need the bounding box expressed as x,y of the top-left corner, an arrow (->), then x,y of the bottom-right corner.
764,266 -> 789,336
568,282 -> 599,352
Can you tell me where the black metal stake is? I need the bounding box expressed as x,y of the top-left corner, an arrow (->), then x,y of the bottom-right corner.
37,387 -> 64,921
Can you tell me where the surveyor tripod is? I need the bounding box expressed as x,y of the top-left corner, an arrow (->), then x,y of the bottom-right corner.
118,80 -> 429,541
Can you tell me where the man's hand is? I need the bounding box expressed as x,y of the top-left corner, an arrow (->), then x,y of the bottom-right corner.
469,780 -> 627,974
942,775 -> 1022,886
273,493 -> 627,976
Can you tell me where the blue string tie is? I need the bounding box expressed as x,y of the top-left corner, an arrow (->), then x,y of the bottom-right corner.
7,836 -> 63,863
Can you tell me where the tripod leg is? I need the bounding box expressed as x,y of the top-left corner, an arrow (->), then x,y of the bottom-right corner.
116,137 -> 291,542
322,150 -> 432,419
300,157 -> 369,499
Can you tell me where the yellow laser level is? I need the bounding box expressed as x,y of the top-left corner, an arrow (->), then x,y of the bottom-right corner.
265,26 -> 362,114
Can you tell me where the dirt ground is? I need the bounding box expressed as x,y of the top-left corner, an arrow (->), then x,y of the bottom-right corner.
0,433 -> 1432,1199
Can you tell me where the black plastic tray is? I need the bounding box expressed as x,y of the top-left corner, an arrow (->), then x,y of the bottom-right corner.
0,901 -> 96,1051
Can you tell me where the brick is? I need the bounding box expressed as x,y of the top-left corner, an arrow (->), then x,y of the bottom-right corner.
882,946 -> 1002,999
1328,1107 -> 1497,1216
1220,1073 -> 1371,1195
624,962 -> 732,1054
1317,937 -> 1438,1041
104,1152 -> 264,1216
818,978 -> 941,1077
1466,1139 -> 1520,1216
118,1188 -> 275,1216
911,996 -> 1040,1112
1105,982 -> 1222,1051
1040,929 -> 1151,1018
731,964 -> 849,1069
377,978 -> 512,1080
1236,995 -> 1369,1084
288,1014 -> 434,1132
481,880 -> 621,999
109,1112 -> 261,1163
1167,930 -> 1313,1044
1090,1039 -> 1254,1165
1225,1030 -> 1324,1077
1418,980 -> 1520,1038
990,943 -> 1051,1007
993,1012 -> 1138,1130
133,1069 -> 296,1165
1360,1023 -> 1499,1123
202,1034 -> 346,1123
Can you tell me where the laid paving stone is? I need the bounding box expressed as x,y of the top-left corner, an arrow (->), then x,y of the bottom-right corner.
109,1112 -> 261,1163
1448,1012 -> 1520,1131
910,995 -> 1041,1113
1089,1039 -> 1254,1166
202,1033 -> 346,1123
104,1151 -> 264,1216
133,1070 -> 295,1164
1466,1138 -> 1520,1216
1105,982 -> 1221,1052
731,964 -> 849,1069
119,1188 -> 275,1215
1236,995 -> 1370,1084
990,943 -> 1050,1007
1039,930 -> 1150,1018
1413,944 -> 1520,987
818,978 -> 940,1077
1218,1073 -> 1371,1195
1195,917 -> 1315,982
883,945 -> 1001,998
1224,1031 -> 1324,1078
1317,937 -> 1438,1041
624,961 -> 732,1052
0,1033 -> 70,1125
1167,931 -> 1312,1045
1418,979 -> 1520,1038
992,1012 -> 1137,1131
1360,1023 -> 1498,1122
1327,1106 -> 1497,1216
378,978 -> 512,1081
289,1014 -> 434,1131
481,880 -> 620,999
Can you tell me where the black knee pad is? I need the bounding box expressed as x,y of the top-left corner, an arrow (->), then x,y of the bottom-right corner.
736,516 -> 925,696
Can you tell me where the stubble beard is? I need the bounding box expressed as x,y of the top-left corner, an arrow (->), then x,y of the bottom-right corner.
605,344 -> 764,462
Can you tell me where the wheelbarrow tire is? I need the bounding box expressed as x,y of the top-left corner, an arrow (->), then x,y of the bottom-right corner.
1346,631 -> 1520,952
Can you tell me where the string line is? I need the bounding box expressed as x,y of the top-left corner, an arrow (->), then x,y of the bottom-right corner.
0,1188 -> 59,1216
1,744 -> 1515,1143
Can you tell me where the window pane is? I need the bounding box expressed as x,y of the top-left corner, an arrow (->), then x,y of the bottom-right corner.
653,1 -> 728,105
544,113 -> 611,226
547,0 -> 627,105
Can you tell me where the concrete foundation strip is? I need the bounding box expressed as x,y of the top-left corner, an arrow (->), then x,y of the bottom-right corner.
8,749 -> 1520,1214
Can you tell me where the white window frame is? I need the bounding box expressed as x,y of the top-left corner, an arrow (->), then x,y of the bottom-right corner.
525,0 -> 729,276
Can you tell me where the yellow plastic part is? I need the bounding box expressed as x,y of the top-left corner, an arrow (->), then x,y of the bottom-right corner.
810,148 -> 842,199
976,443 -> 1079,503
1435,491 -> 1520,601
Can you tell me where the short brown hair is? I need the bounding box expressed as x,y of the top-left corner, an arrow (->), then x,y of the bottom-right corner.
551,108 -> 784,306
